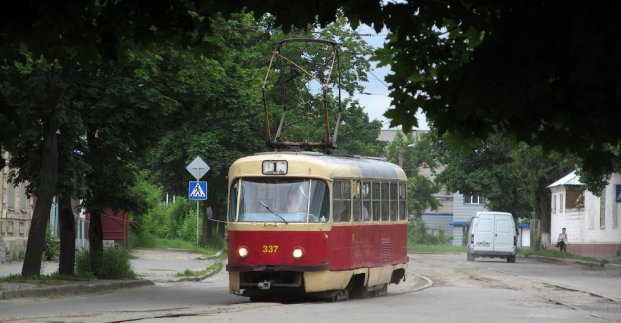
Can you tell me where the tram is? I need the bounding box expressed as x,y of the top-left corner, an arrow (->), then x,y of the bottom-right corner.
226,152 -> 408,301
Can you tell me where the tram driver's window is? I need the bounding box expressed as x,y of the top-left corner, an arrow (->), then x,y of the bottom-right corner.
228,180 -> 238,222
333,180 -> 351,222
309,180 -> 330,223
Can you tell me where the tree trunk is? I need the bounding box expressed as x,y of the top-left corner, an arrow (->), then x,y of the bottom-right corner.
58,193 -> 75,275
88,209 -> 103,275
21,112 -> 58,277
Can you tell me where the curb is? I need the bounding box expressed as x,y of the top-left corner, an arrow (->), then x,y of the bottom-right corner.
0,279 -> 154,300
521,254 -> 621,272
174,261 -> 223,282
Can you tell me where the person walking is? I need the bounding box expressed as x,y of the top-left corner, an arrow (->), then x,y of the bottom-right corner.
557,227 -> 569,252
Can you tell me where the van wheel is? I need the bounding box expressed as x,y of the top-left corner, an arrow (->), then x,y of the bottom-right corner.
467,252 -> 475,261
507,255 -> 516,263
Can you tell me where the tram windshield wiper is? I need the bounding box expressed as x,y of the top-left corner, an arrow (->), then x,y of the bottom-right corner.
258,201 -> 288,224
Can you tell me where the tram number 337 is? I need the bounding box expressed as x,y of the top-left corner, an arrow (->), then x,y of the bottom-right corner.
262,245 -> 279,253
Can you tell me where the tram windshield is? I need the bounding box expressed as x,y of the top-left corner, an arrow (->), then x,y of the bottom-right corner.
229,178 -> 330,223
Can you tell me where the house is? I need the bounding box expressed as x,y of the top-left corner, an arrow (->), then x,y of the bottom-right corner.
548,171 -> 621,258
0,152 -> 33,262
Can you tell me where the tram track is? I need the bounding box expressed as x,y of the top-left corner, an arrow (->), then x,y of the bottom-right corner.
452,258 -> 621,321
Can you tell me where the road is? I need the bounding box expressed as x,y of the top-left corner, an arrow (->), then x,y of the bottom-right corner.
0,253 -> 619,322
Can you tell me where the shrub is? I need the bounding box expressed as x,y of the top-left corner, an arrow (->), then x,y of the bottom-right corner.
43,230 -> 58,261
75,248 -> 137,279
408,217 -> 450,245
178,209 -> 200,242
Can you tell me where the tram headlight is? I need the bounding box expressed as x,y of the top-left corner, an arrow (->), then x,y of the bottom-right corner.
238,247 -> 249,259
292,247 -> 304,259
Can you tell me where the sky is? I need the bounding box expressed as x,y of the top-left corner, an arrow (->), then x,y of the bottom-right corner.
351,25 -> 429,130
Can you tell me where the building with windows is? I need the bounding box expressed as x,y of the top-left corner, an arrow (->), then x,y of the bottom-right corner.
549,171 -> 621,258
0,152 -> 33,262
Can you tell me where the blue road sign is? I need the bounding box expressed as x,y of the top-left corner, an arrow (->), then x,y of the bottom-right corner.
189,181 -> 207,200
616,184 -> 621,204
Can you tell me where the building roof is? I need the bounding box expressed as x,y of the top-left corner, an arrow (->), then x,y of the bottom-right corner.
547,171 -> 583,188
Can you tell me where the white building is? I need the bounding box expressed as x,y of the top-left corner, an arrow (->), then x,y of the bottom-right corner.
548,171 -> 621,258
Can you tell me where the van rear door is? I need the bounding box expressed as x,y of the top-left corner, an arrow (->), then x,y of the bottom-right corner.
474,213 -> 494,253
493,215 -> 514,253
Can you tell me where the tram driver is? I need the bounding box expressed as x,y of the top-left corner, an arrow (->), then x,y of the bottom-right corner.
286,189 -> 305,213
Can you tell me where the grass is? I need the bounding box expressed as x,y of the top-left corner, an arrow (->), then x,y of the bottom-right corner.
0,273 -> 62,283
130,231 -> 223,256
408,243 -> 466,253
175,261 -> 223,277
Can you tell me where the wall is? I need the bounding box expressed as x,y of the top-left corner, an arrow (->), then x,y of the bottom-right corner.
582,174 -> 621,244
0,152 -> 33,261
549,174 -> 621,258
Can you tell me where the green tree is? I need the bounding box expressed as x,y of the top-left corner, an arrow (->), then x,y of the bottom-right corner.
372,1 -> 621,192
435,133 -> 575,233
385,131 -> 441,216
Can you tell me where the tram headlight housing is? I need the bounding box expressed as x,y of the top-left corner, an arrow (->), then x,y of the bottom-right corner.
238,247 -> 249,259
292,247 -> 304,259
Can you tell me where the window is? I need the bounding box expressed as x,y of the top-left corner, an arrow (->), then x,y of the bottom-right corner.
600,193 -> 606,229
390,182 -> 398,221
7,183 -> 15,210
399,183 -> 407,220
228,180 -> 238,222
333,180 -> 351,223
362,182 -> 371,222
552,195 -> 556,214
372,182 -> 381,221
353,181 -> 362,222
559,193 -> 564,213
19,184 -> 29,212
464,194 -> 481,205
381,182 -> 389,221
233,178 -> 329,223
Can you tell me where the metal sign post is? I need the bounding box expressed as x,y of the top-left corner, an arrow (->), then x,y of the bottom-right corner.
186,156 -> 210,245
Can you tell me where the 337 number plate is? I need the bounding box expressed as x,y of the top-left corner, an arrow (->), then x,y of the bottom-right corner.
262,245 -> 278,253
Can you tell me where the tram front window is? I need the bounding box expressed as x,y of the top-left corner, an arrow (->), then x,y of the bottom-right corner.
235,178 -> 329,223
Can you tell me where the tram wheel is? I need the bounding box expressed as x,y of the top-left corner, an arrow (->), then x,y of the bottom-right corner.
329,288 -> 350,302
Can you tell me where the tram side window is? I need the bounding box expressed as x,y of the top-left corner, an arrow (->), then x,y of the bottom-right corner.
399,183 -> 407,220
390,182 -> 398,221
352,181 -> 362,222
362,182 -> 371,222
333,180 -> 351,222
381,182 -> 389,221
372,182 -> 381,221
228,180 -> 238,222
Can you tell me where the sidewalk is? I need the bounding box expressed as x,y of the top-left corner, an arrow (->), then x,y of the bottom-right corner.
0,248 -> 221,300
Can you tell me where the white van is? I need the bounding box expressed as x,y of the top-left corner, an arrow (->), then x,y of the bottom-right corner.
467,211 -> 517,263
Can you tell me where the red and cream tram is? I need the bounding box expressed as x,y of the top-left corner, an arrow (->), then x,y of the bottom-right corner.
226,151 -> 408,301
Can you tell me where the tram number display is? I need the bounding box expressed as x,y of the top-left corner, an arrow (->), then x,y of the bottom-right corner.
262,245 -> 279,253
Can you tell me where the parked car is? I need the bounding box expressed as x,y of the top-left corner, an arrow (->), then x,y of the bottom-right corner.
467,211 -> 517,263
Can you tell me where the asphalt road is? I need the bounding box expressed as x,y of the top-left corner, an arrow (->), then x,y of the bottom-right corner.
0,252 -> 619,322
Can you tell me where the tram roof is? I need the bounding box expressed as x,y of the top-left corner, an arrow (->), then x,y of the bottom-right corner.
229,151 -> 407,181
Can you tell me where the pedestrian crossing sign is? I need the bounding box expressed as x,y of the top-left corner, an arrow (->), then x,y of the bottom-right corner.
189,181 -> 207,200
